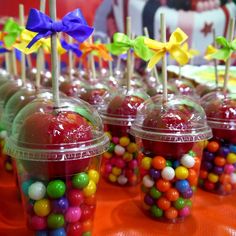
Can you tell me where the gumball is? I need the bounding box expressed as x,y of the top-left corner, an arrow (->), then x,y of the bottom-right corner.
172,160 -> 180,169
119,136 -> 130,147
230,173 -> 236,184
207,141 -> 219,152
47,214 -> 65,229
82,232 -> 92,236
141,157 -> 152,170
187,169 -> 198,186
83,180 -> 97,197
112,136 -> 119,144
165,188 -> 179,201
65,207 -> 82,223
157,197 -> 171,210
107,143 -> 115,153
47,180 -> 66,199
144,194 -> 155,205
178,206 -> 191,217
114,145 -> 125,156
112,167 -> 122,176
72,173 -> 89,189
80,204 -> 94,222
103,152 -> 112,159
52,197 -> 69,213
128,159 -> 138,169
175,180 -> 190,193
213,166 -> 224,175
108,174 -> 117,182
127,142 -> 138,153
156,179 -> 171,192
226,153 -> 236,164
204,180 -> 215,191
88,169 -> 100,184
149,187 -> 162,199
29,215 -> 47,230
143,175 -> 155,188
36,231 -> 48,236
166,160 -> 172,167
152,156 -> 166,170
150,205 -> 163,218
164,207 -> 178,220
117,175 -> 128,185
229,145 -> 236,153
173,197 -> 185,210
115,158 -> 126,168
123,152 -> 133,162
182,188 -> 193,199
68,189 -> 84,206
84,194 -> 96,206
214,156 -> 226,166
219,147 -> 230,157
49,228 -> 66,236
34,199 -> 51,217
224,164 -> 235,174
22,179 -> 34,196
175,166 -> 189,179
149,168 -> 161,180
180,154 -> 195,168
203,151 -> 215,162
161,167 -> 175,180
28,181 -> 46,200
67,222 -> 83,236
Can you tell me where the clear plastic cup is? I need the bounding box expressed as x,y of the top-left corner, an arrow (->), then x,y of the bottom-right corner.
130,95 -> 212,222
4,97 -> 109,235
199,91 -> 236,195
99,88 -> 150,186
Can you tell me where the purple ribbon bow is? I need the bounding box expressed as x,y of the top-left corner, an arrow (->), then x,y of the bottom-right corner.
26,8 -> 94,48
61,39 -> 82,57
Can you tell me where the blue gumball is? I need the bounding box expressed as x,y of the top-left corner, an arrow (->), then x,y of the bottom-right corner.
49,228 -> 66,236
175,180 -> 190,193
36,230 -> 48,236
21,179 -> 34,196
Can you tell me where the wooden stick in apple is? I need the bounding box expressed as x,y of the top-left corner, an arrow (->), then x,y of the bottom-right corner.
107,37 -> 114,78
88,36 -> 97,80
68,36 -> 74,81
19,4 -> 26,86
212,28 -> 219,88
50,0 -> 60,107
36,0 -> 46,90
4,53 -> 10,73
223,18 -> 235,93
126,16 -> 131,91
160,13 -> 167,103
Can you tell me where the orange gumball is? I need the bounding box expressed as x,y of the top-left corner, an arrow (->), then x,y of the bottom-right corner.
187,169 -> 198,186
214,156 -> 226,167
164,207 -> 178,220
156,179 -> 171,192
207,141 -> 219,153
165,188 -> 179,201
157,197 -> 171,210
193,157 -> 200,170
83,220 -> 93,232
223,183 -> 232,193
219,174 -> 231,184
152,156 -> 166,170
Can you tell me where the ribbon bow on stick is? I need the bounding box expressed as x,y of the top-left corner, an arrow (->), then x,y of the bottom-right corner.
61,39 -> 82,57
145,28 -> 189,69
108,32 -> 153,61
181,43 -> 199,60
208,36 -> 236,61
14,29 -> 66,55
204,45 -> 218,61
80,41 -> 112,61
2,18 -> 22,49
26,8 -> 94,48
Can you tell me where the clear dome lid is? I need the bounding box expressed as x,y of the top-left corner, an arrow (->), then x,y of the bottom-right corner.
5,97 -> 109,161
130,94 -> 212,143
200,91 -> 236,130
0,88 -> 67,133
99,87 -> 150,126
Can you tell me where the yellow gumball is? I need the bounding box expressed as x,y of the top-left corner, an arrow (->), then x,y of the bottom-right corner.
103,152 -> 112,159
119,136 -> 130,147
123,152 -> 133,162
88,169 -> 100,184
175,166 -> 189,179
141,157 -> 152,170
112,167 -> 122,176
108,174 -> 117,183
83,180 -> 97,197
127,143 -> 138,153
227,153 -> 236,164
34,199 -> 51,217
208,173 -> 219,183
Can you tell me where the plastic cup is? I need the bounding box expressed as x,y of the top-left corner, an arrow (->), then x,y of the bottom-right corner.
130,95 -> 212,222
199,91 -> 236,195
99,88 -> 149,186
4,97 -> 109,235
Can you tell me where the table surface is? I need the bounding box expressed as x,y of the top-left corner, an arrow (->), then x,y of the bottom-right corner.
0,159 -> 236,236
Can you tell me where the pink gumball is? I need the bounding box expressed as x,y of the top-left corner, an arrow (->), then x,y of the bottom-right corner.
179,206 -> 191,217
65,207 -> 82,223
29,215 -> 47,230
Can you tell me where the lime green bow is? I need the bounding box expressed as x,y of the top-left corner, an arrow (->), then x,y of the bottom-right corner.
108,32 -> 153,61
210,36 -> 236,61
2,18 -> 22,49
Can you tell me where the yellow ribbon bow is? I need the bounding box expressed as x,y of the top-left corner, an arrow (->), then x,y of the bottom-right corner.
80,41 -> 112,61
14,29 -> 66,55
181,43 -> 199,60
145,28 -> 189,69
204,45 -> 218,61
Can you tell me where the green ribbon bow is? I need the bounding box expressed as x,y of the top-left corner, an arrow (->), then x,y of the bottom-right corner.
210,36 -> 236,61
107,32 -> 153,61
3,18 -> 22,49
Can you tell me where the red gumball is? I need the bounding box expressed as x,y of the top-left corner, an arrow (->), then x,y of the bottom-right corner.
67,222 -> 83,236
80,204 -> 95,222
68,189 -> 84,206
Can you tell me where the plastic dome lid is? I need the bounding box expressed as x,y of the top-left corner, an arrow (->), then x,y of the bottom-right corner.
98,87 -> 150,126
0,88 -> 67,133
5,97 -> 109,161
200,91 -> 236,130
130,94 -> 212,143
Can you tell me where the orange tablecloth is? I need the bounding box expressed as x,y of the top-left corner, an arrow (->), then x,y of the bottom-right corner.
0,159 -> 236,236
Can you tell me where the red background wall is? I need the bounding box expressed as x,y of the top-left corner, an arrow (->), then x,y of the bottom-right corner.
0,0 -> 103,25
